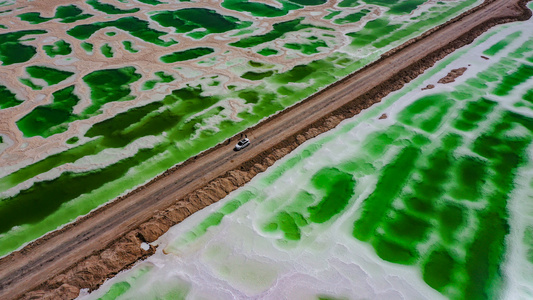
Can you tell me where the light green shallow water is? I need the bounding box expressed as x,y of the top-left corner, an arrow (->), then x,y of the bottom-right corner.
80,10 -> 533,300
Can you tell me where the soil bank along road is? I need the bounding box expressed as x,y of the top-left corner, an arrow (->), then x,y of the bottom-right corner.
0,0 -> 530,298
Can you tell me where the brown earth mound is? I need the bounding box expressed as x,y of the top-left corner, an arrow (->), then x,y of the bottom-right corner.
438,67 -> 468,84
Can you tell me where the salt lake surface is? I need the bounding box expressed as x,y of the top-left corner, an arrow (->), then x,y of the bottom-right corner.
78,7 -> 533,300
0,0 -> 483,256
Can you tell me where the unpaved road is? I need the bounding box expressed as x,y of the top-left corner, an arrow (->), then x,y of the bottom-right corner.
0,0 -> 529,298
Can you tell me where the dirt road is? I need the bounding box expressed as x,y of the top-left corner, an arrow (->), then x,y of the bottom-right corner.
0,0 -> 530,298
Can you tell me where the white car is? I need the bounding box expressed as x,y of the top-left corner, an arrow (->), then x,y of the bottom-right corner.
234,138 -> 250,151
